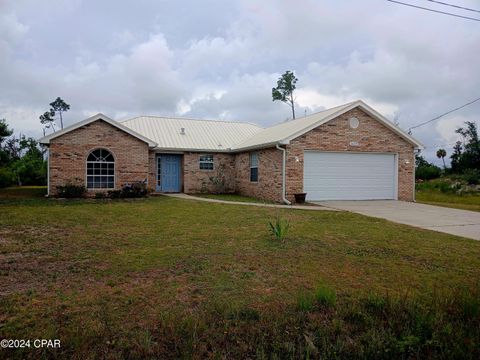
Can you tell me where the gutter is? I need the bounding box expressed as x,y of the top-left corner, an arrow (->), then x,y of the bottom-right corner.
276,144 -> 291,205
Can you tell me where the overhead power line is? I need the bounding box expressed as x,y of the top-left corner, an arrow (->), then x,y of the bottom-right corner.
408,96 -> 480,134
386,0 -> 480,22
424,0 -> 480,14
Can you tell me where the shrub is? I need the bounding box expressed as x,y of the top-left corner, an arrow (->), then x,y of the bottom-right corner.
462,169 -> 480,185
95,192 -> 106,199
416,164 -> 441,181
56,180 -> 86,198
107,181 -> 148,199
120,181 -> 148,198
0,167 -> 14,188
107,190 -> 122,199
268,214 -> 289,242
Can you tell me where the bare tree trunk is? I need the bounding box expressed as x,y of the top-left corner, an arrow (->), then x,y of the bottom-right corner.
442,157 -> 446,169
290,93 -> 296,119
59,111 -> 64,130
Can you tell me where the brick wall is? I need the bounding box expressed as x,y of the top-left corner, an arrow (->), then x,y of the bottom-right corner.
183,152 -> 235,193
285,108 -> 415,202
49,120 -> 150,196
48,108 -> 415,202
234,148 -> 283,202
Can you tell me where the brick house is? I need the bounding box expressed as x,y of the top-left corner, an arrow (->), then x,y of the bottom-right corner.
39,100 -> 423,203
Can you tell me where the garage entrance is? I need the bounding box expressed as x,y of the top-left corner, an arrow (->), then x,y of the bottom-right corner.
303,151 -> 397,201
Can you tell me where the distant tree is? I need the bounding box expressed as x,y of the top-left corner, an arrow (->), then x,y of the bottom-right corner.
10,136 -> 46,186
454,121 -> 480,172
415,154 -> 441,181
450,141 -> 463,173
39,110 -> 56,133
0,118 -> 13,144
49,97 -> 70,130
272,71 -> 298,120
0,119 -> 14,166
436,148 -> 447,169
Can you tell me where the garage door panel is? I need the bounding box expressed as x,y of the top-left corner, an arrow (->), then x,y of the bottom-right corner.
304,152 -> 396,201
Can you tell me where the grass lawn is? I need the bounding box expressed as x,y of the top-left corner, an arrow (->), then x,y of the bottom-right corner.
416,180 -> 480,212
1,187 -> 480,358
416,191 -> 480,212
192,193 -> 276,203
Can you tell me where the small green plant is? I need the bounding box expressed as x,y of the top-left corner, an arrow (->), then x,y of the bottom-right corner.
297,291 -> 315,312
268,214 -> 289,242
314,284 -> 336,308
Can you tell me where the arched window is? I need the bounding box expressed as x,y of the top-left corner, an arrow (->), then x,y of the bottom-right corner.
86,149 -> 115,189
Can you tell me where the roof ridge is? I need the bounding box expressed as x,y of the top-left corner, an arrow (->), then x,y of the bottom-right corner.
122,115 -> 263,128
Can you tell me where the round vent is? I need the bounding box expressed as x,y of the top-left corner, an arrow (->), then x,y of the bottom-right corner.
349,117 -> 359,129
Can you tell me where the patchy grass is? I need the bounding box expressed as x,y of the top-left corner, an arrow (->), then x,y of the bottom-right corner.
192,192 -> 276,203
416,181 -> 480,212
1,187 -> 480,358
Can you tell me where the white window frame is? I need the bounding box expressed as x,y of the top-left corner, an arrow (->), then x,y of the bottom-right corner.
250,152 -> 258,182
86,148 -> 115,190
199,154 -> 214,170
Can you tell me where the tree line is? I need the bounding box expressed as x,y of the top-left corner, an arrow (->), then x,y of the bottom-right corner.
0,97 -> 70,188
416,121 -> 480,183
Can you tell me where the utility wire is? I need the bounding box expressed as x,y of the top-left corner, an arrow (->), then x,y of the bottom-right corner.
424,0 -> 480,14
408,97 -> 480,134
386,0 -> 480,22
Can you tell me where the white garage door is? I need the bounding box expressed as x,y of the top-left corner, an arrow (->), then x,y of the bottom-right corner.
304,152 -> 396,201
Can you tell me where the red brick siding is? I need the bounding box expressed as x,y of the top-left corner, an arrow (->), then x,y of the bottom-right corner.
49,120 -> 150,196
183,152 -> 235,193
234,148 -> 283,202
285,108 -> 415,202
147,150 -> 157,192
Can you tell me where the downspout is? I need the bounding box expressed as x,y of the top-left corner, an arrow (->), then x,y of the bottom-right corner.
276,144 -> 291,205
46,147 -> 50,197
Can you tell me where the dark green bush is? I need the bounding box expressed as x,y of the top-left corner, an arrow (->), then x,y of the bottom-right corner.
416,165 -> 441,181
120,181 -> 148,198
0,167 -> 14,188
462,169 -> 480,185
107,189 -> 122,199
107,181 -> 148,199
56,181 -> 86,198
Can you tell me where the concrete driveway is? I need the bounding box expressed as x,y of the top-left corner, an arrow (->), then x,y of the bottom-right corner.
315,200 -> 480,240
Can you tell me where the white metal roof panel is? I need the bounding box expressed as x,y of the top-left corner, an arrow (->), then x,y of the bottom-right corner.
121,116 -> 263,151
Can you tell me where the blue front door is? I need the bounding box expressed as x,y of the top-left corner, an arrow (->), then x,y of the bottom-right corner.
157,154 -> 181,192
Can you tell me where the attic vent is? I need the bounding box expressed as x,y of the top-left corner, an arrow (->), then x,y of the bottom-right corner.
180,127 -> 186,135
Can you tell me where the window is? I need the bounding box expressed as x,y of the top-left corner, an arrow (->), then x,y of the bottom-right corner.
250,152 -> 258,182
199,154 -> 214,170
86,149 -> 115,189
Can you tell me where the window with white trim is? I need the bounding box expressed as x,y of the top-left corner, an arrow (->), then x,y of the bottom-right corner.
86,149 -> 115,189
199,154 -> 214,170
250,152 -> 258,182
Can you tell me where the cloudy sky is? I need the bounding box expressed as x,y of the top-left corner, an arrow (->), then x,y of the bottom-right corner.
1,0 -> 479,164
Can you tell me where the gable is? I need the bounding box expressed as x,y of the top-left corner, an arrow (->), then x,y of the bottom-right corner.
293,107 -> 414,150
39,113 -> 157,147
49,119 -> 150,148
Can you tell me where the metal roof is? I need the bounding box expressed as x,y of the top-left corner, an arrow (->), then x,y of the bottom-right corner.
121,116 -> 263,151
39,100 -> 423,151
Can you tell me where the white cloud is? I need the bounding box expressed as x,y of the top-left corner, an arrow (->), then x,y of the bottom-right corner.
1,0 -> 480,165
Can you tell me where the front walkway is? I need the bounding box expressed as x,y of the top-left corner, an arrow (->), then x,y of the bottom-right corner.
314,200 -> 480,240
164,193 -> 337,211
